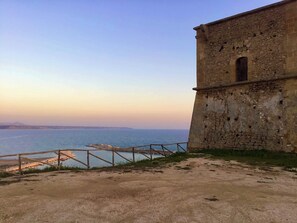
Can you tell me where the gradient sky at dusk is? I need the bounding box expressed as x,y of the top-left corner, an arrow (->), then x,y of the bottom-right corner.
0,0 -> 279,129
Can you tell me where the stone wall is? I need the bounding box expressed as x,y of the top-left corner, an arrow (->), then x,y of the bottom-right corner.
189,78 -> 297,152
285,1 -> 297,75
189,0 -> 297,152
195,0 -> 297,88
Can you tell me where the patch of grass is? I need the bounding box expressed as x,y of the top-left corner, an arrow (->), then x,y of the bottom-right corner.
21,166 -> 85,175
195,149 -> 297,169
117,152 -> 201,169
0,172 -> 13,178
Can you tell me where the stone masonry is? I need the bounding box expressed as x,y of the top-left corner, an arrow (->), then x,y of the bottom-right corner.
189,0 -> 297,152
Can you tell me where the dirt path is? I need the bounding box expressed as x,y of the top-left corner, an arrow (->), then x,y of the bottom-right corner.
0,158 -> 297,223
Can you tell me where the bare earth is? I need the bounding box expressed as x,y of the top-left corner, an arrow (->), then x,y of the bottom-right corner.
0,158 -> 297,223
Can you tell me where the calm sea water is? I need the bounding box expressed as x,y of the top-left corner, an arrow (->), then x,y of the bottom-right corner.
0,129 -> 189,167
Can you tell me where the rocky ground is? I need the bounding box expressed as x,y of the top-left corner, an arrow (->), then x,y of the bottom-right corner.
0,157 -> 297,223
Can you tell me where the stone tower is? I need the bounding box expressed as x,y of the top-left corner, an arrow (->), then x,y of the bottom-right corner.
189,0 -> 297,152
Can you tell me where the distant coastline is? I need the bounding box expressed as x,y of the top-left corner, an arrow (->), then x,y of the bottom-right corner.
0,123 -> 132,130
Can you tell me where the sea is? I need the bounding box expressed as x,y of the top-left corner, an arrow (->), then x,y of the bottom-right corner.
0,129 -> 189,168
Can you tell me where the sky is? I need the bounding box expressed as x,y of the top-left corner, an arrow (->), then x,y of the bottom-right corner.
0,0 -> 279,129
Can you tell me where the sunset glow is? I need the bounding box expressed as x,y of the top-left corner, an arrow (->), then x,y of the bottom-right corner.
0,0 -> 279,129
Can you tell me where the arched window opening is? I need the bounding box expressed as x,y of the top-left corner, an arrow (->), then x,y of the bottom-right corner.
236,57 -> 248,82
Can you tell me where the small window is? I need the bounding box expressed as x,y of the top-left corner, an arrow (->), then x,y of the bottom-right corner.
236,57 -> 248,82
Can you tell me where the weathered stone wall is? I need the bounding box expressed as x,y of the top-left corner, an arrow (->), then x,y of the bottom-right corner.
189,78 -> 297,152
285,1 -> 297,75
283,79 -> 297,151
189,0 -> 297,152
196,0 -> 297,88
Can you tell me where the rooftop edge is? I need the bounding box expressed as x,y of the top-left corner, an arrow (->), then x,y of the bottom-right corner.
193,0 -> 296,30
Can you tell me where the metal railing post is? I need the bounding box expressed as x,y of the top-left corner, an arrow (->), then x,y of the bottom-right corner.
18,154 -> 22,175
150,145 -> 153,161
132,147 -> 135,162
112,149 -> 115,166
58,150 -> 61,170
87,150 -> 90,169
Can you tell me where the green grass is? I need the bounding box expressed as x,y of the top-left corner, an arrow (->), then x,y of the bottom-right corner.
22,166 -> 85,174
116,152 -> 201,169
0,172 -> 14,178
195,149 -> 297,169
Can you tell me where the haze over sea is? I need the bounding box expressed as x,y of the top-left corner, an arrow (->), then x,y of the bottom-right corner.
0,129 -> 189,155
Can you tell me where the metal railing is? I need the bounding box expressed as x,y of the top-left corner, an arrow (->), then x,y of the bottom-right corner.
0,142 -> 188,174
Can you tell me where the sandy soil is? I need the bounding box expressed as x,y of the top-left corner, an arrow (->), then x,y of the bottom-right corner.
0,157 -> 297,223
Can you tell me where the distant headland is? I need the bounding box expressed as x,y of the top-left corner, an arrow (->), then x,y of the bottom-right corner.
0,122 -> 131,130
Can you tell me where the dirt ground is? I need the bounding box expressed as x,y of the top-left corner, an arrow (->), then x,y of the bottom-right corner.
0,157 -> 297,223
